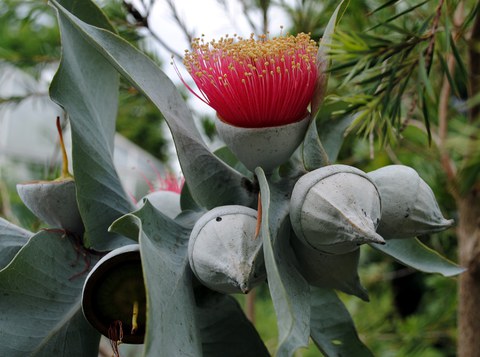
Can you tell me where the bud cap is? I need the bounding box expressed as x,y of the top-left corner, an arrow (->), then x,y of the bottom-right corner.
188,205 -> 265,294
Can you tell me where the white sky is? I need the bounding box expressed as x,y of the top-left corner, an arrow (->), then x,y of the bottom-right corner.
138,0 -> 293,82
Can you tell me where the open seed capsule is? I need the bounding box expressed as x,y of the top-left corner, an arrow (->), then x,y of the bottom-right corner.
82,244 -> 146,344
290,164 -> 384,254
368,165 -> 454,239
188,205 -> 265,294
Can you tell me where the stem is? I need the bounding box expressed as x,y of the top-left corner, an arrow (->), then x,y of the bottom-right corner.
56,117 -> 72,179
424,0 -> 445,71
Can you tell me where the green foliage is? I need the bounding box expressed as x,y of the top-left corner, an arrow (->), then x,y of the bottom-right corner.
0,0 -> 59,74
327,0 -> 473,147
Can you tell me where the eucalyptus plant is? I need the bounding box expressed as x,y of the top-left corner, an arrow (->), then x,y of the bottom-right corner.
0,1 -> 464,356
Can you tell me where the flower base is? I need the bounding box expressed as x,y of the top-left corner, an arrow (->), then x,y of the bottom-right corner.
215,114 -> 311,173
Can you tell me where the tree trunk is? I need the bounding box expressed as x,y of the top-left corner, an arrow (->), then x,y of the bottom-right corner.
457,189 -> 480,357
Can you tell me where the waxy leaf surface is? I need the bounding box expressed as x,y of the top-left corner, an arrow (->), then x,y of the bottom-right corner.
50,0 -> 133,251
256,168 -> 310,356
371,238 -> 464,276
0,217 -> 31,269
310,287 -> 373,357
195,289 -> 269,357
0,230 -> 100,356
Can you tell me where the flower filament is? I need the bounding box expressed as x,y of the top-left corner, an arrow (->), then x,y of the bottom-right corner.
178,32 -> 319,128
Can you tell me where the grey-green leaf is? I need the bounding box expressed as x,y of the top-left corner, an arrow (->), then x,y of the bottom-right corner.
0,230 -> 100,356
256,167 -> 310,357
195,288 -> 269,357
50,0 -> 255,210
310,287 -> 373,357
302,118 -> 330,171
110,201 -> 201,357
318,114 -> 355,162
370,238 -> 465,277
0,217 -> 32,269
49,0 -> 134,251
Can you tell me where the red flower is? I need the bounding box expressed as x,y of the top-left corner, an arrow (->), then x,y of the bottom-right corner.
178,33 -> 319,128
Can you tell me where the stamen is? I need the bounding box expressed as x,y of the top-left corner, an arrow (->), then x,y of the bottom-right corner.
178,32 -> 319,128
131,300 -> 139,334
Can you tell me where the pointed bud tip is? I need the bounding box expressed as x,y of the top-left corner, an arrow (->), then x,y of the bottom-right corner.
360,230 -> 385,245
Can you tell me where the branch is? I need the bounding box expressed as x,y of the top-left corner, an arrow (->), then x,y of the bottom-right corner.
164,0 -> 195,45
424,0 -> 445,71
123,0 -> 183,59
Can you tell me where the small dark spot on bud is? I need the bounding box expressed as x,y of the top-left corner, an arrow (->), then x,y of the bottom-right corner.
216,217 -> 222,222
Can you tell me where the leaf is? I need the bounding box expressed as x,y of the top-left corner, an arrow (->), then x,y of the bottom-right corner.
302,118 -> 330,171
0,230 -> 100,356
367,0 -> 430,31
49,0 -> 134,251
110,201 -> 201,357
255,168 -> 310,357
311,0 -> 349,116
318,114 -> 355,162
213,146 -> 251,177
180,182 -> 201,212
195,288 -> 269,357
368,0 -> 402,15
370,238 -> 465,277
50,0 -> 255,211
0,217 -> 32,269
310,287 -> 373,357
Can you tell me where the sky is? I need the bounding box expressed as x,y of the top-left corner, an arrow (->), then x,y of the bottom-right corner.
136,0 -> 292,83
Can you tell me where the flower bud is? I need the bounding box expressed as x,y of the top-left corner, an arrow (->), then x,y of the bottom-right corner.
290,164 -> 384,254
367,165 -> 454,239
188,205 -> 265,294
82,244 -> 146,344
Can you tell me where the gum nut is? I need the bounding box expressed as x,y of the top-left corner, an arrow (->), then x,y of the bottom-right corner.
290,164 -> 385,254
368,165 -> 454,239
215,114 -> 310,173
292,236 -> 369,301
136,191 -> 181,219
16,177 -> 84,235
188,205 -> 265,294
82,244 -> 146,344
